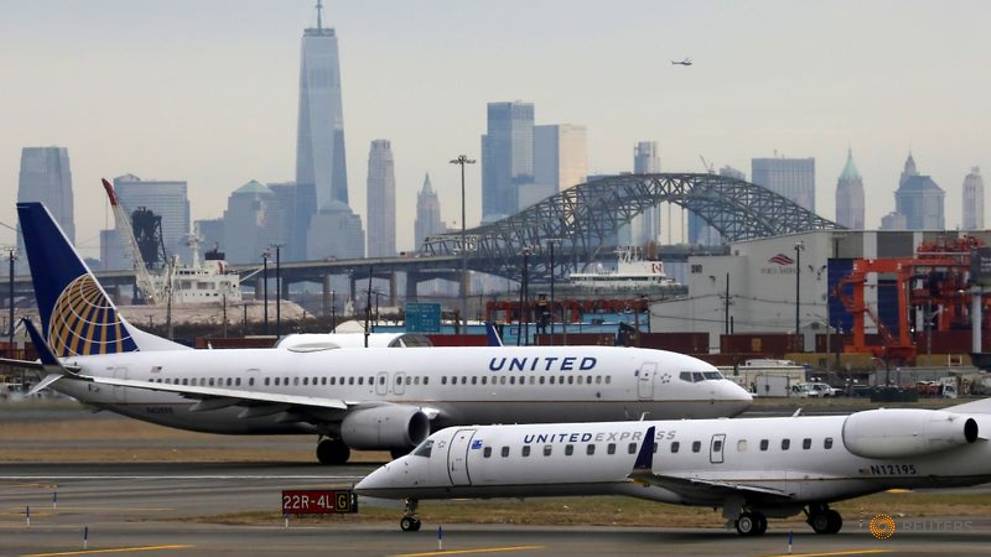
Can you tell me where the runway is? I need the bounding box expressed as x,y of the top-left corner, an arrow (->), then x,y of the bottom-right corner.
1,461 -> 989,556
4,519 -> 991,556
3,402 -> 990,555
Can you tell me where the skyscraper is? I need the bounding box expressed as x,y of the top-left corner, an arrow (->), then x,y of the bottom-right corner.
295,1 -> 349,211
835,149 -> 865,229
751,156 -> 816,212
306,201 -> 365,260
523,124 -> 587,209
414,173 -> 446,250
366,139 -> 396,257
113,174 -> 191,263
17,147 -> 74,261
630,141 -> 661,245
481,101 -> 534,222
962,167 -> 984,230
533,124 -> 588,191
900,152 -> 919,186
894,154 -> 944,230
222,180 -> 277,264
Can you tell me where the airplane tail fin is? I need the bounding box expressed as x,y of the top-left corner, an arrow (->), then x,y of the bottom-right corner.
484,322 -> 504,347
17,202 -> 187,357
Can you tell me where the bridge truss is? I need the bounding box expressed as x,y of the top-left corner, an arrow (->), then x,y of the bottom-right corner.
423,173 -> 843,281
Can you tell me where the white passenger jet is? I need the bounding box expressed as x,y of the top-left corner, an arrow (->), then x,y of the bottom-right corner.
7,202 -> 751,464
357,401 -> 991,535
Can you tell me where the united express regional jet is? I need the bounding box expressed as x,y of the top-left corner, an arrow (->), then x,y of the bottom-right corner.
357,402 -> 991,534
9,202 -> 752,464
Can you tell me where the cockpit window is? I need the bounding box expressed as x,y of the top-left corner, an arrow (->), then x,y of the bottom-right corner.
703,371 -> 723,380
692,372 -> 705,382
679,372 -> 693,382
412,439 -> 433,458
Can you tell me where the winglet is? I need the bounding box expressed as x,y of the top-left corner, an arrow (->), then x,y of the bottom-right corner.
484,322 -> 504,347
633,426 -> 655,471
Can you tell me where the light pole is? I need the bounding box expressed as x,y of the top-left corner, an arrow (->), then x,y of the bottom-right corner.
545,239 -> 562,338
271,244 -> 283,338
794,240 -> 805,350
261,251 -> 270,335
450,154 -> 476,335
8,250 -> 15,346
331,289 -> 337,333
521,246 -> 532,346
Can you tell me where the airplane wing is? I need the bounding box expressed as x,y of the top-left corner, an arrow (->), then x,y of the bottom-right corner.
69,373 -> 448,423
82,374 -> 350,411
944,397 -> 991,414
631,471 -> 795,500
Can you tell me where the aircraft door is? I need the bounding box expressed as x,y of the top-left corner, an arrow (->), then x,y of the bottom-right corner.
447,428 -> 477,486
637,362 -> 657,400
375,372 -> 389,396
709,433 -> 726,464
112,366 -> 128,403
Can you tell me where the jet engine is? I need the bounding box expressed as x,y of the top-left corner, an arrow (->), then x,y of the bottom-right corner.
842,409 -> 979,459
340,405 -> 431,450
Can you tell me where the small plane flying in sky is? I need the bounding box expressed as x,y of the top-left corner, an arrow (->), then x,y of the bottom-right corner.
357,402 -> 990,534
5,202 -> 752,464
671,57 -> 693,66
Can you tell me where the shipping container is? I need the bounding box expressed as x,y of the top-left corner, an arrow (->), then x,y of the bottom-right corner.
720,334 -> 802,356
535,333 -> 615,346
194,336 -> 277,349
427,334 -> 490,347
638,332 -> 709,354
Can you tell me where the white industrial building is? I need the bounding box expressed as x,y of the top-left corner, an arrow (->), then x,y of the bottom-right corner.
650,229 -> 991,352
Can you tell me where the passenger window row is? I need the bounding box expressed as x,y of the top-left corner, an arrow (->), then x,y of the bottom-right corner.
441,375 -> 612,386
659,436 -> 836,454
482,441 -> 638,459
151,375 -> 433,389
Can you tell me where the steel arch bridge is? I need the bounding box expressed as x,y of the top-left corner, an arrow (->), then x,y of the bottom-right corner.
422,173 -> 842,281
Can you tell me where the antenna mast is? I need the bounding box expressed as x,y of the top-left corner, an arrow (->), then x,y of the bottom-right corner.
316,0 -> 323,29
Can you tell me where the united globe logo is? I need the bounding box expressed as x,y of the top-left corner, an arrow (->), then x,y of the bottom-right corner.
47,275 -> 135,356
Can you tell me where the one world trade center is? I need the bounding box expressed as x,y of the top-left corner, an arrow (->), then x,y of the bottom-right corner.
295,1 -> 349,211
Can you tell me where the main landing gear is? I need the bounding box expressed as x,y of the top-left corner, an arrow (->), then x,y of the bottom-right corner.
316,438 -> 351,465
735,511 -> 768,536
806,504 -> 843,534
400,498 -> 421,532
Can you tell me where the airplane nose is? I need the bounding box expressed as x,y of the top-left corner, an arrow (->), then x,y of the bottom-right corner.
355,463 -> 392,494
728,383 -> 753,414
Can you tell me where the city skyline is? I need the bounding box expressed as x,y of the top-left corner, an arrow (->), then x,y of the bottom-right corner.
2,1 -> 989,258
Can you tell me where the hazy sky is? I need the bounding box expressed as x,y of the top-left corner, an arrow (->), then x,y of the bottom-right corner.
2,0 -> 989,258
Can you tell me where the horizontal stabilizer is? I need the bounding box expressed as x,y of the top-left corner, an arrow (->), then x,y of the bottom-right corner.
21,318 -> 69,371
27,373 -> 63,396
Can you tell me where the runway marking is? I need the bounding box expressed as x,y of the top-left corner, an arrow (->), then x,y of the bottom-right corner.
21,544 -> 193,557
391,545 -> 544,557
763,549 -> 892,557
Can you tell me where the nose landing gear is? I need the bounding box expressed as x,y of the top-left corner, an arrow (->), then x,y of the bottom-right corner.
400,498 -> 421,532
